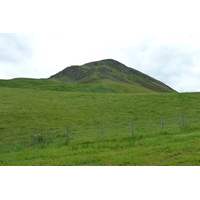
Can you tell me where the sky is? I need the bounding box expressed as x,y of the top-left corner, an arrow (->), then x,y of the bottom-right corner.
1,0 -> 200,92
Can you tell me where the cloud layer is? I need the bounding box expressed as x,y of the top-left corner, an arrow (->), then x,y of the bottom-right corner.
1,1 -> 200,92
0,33 -> 33,63
124,35 -> 200,92
1,32 -> 200,92
0,33 -> 35,78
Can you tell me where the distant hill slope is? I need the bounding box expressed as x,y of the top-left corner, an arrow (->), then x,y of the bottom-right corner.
0,59 -> 176,93
49,59 -> 176,93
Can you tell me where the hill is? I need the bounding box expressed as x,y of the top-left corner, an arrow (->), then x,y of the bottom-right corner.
0,59 -> 176,93
0,87 -> 200,165
49,59 -> 176,93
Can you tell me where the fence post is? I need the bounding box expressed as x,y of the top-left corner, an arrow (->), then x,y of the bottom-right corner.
34,131 -> 37,146
161,117 -> 164,130
100,123 -> 103,138
66,127 -> 69,141
181,115 -> 185,128
131,121 -> 134,136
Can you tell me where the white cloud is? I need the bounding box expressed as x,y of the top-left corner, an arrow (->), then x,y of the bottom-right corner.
124,38 -> 200,92
0,33 -> 35,79
0,33 -> 33,63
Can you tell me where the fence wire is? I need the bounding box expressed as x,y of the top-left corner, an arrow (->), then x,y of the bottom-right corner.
0,115 -> 200,148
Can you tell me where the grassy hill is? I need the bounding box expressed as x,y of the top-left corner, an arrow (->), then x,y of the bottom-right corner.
0,77 -> 164,94
0,59 -> 176,94
49,59 -> 176,93
0,78 -> 118,93
0,86 -> 200,166
0,59 -> 199,166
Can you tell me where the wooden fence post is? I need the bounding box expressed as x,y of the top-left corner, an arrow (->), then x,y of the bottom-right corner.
131,121 -> 134,136
161,117 -> 164,130
66,127 -> 69,141
181,115 -> 185,128
34,131 -> 36,146
100,123 -> 103,138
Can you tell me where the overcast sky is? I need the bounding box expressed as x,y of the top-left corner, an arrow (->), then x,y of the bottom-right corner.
1,0 -> 200,92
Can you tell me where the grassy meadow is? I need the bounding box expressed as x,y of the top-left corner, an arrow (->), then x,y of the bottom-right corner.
0,77 -> 166,93
0,85 -> 200,165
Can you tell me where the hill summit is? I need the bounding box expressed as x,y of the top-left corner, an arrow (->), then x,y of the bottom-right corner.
49,59 -> 176,93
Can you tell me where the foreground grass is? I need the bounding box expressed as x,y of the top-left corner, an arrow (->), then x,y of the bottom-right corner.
0,129 -> 200,166
0,87 -> 200,165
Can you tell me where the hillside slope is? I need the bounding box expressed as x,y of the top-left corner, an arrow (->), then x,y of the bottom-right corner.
49,59 -> 176,93
0,87 -> 200,165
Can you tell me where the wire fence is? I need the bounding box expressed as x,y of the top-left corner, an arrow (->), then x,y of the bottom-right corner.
0,115 -> 200,148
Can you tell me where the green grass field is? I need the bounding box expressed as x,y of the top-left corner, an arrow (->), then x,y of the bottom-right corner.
0,85 -> 200,165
